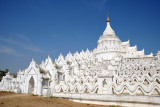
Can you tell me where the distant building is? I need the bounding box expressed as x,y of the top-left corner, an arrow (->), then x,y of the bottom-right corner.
0,16 -> 160,107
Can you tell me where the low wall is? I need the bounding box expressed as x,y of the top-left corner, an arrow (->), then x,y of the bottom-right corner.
52,93 -> 160,107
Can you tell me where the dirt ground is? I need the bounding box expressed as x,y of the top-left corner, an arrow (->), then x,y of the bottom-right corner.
0,91 -> 118,107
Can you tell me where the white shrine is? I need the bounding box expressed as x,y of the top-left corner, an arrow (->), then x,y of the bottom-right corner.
0,16 -> 160,107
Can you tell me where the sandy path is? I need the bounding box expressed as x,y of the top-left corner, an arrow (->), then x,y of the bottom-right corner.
0,91 -> 116,107
0,94 -> 26,98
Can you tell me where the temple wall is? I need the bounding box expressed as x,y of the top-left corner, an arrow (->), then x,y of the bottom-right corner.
0,52 -> 160,106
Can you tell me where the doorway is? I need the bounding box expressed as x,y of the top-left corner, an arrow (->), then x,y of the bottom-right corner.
28,76 -> 35,94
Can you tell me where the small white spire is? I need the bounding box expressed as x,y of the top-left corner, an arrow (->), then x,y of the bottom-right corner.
32,59 -> 35,62
82,49 -> 84,53
59,53 -> 63,56
103,16 -> 115,35
86,48 -> 89,52
68,51 -> 71,54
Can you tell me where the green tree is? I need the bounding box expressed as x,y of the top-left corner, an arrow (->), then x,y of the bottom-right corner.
1,70 -> 7,76
0,69 -> 9,81
5,69 -> 9,72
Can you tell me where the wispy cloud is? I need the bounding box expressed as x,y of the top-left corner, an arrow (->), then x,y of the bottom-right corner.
0,45 -> 24,56
12,34 -> 43,53
24,44 -> 42,53
0,34 -> 56,56
16,34 -> 30,43
0,36 -> 20,45
0,35 -> 42,53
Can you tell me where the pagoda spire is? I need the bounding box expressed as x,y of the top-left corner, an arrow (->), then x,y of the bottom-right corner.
103,14 -> 115,35
106,13 -> 110,22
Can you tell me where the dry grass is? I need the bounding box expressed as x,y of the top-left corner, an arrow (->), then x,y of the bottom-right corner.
0,91 -> 120,107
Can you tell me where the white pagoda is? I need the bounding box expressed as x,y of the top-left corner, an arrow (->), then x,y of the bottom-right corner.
0,16 -> 160,107
94,17 -> 152,61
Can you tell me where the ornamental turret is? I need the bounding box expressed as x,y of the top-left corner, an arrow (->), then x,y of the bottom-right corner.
156,50 -> 160,60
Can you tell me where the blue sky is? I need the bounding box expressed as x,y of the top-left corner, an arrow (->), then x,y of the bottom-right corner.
0,0 -> 160,73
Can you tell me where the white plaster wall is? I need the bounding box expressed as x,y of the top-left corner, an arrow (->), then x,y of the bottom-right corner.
96,52 -> 117,61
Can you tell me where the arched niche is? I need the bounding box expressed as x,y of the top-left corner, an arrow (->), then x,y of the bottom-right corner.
26,68 -> 39,95
28,76 -> 35,94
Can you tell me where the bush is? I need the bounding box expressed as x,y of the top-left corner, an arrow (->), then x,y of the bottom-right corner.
32,94 -> 38,96
0,102 -> 4,104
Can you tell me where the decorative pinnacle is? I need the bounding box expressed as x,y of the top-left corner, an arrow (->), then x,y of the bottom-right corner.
107,13 -> 110,22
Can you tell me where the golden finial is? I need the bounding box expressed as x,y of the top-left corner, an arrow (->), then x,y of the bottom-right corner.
106,13 -> 110,22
